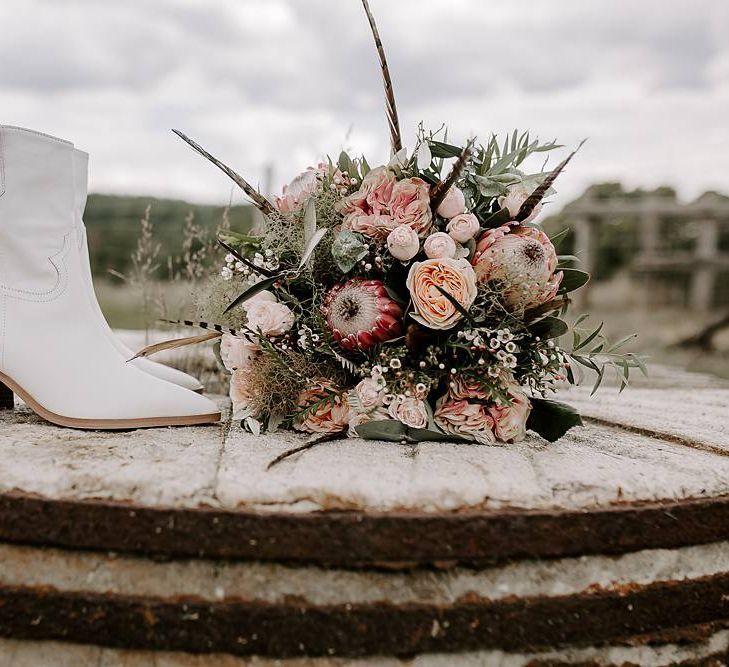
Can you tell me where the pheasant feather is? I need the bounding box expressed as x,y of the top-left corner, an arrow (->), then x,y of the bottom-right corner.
173,129 -> 280,220
360,0 -> 402,153
430,138 -> 475,212
515,139 -> 587,222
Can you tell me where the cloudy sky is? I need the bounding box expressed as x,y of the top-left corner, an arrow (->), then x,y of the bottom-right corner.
2,0 -> 728,210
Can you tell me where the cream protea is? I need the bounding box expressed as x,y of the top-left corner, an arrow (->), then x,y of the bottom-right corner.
472,226 -> 562,309
322,279 -> 403,351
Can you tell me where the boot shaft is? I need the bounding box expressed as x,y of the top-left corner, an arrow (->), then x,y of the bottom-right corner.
0,126 -> 77,293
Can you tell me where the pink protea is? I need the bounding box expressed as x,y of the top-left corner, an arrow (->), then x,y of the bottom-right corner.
472,225 -> 562,309
275,168 -> 320,214
322,279 -> 403,351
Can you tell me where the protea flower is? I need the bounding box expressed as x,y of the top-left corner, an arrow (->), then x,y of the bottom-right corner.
472,226 -> 562,309
322,279 -> 402,351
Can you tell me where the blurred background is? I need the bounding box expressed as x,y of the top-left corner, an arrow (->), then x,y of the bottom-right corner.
2,0 -> 728,377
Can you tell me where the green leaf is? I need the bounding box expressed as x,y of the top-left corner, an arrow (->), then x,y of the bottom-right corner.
559,268 -> 591,293
527,398 -> 583,442
224,275 -> 282,314
211,338 -> 230,375
331,229 -> 369,274
429,141 -> 463,158
355,419 -> 407,441
548,227 -> 570,247
529,316 -> 568,340
355,420 -> 467,444
298,228 -> 328,271
480,207 -> 511,228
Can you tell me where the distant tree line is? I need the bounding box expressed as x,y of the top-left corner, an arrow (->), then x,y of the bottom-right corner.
84,194 -> 256,280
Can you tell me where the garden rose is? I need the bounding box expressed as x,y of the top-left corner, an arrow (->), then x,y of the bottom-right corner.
244,291 -> 295,336
352,377 -> 385,412
275,168 -> 319,214
499,183 -> 542,224
436,186 -> 466,219
489,385 -> 531,443
293,381 -> 350,434
406,258 -> 478,330
386,224 -> 420,261
448,375 -> 491,401
220,333 -> 259,372
446,213 -> 480,243
337,166 -> 397,240
388,396 -> 428,429
434,396 -> 496,444
472,226 -> 561,309
389,177 -> 433,237
424,232 -> 457,259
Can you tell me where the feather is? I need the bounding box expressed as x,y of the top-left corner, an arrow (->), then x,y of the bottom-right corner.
128,331 -> 222,361
161,319 -> 241,336
515,139 -> 587,222
173,129 -> 280,219
360,0 -> 402,153
430,138 -> 476,212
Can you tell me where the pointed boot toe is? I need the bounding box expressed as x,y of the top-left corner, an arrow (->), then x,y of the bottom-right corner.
0,126 -> 219,430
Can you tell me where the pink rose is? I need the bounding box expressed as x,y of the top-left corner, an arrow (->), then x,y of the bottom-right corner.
275,168 -> 320,214
446,213 -> 480,243
436,186 -> 466,219
472,226 -> 561,309
244,291 -> 295,336
434,396 -> 496,444
423,232 -> 457,259
386,224 -> 420,261
499,183 -> 542,224
489,385 -> 531,443
387,396 -> 428,429
406,258 -> 478,330
351,377 -> 385,412
389,177 -> 433,237
448,375 -> 491,401
337,167 -> 397,240
220,333 -> 259,372
293,381 -> 350,434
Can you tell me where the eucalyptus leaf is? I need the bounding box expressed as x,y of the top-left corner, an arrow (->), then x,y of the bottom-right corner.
224,275 -> 282,314
355,419 -> 407,442
298,228 -> 328,271
529,316 -> 568,340
429,141 -> 463,158
480,207 -> 511,228
331,229 -> 369,274
559,268 -> 591,293
416,141 -> 432,170
527,398 -> 583,442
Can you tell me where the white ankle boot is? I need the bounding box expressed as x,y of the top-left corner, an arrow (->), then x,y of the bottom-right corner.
71,149 -> 205,394
0,125 -> 220,429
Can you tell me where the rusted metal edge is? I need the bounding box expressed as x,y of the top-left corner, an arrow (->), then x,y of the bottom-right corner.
2,575 -> 729,657
3,490 -> 729,566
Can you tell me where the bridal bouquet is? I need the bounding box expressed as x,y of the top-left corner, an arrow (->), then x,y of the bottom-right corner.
160,0 -> 643,446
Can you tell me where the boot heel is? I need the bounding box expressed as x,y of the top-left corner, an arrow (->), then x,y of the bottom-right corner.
0,381 -> 13,409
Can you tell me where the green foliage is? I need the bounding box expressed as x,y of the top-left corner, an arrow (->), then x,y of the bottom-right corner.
527,398 -> 583,442
85,194 -> 255,280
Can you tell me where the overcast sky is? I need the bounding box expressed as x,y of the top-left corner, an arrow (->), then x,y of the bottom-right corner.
2,0 -> 728,211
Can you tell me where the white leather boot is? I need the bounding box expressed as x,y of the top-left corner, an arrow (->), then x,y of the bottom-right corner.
0,125 -> 220,429
71,149 -> 205,394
